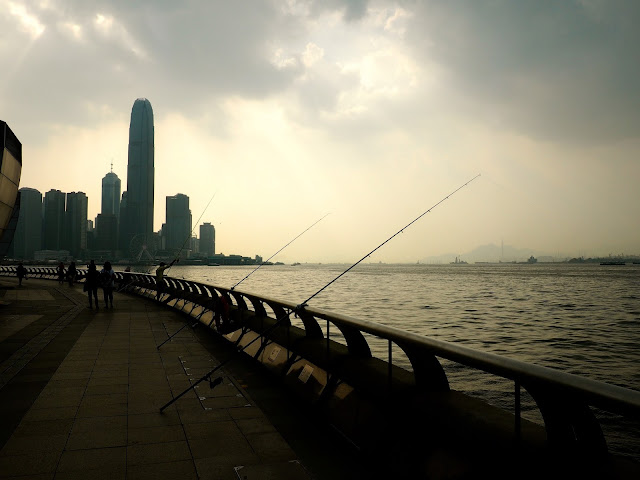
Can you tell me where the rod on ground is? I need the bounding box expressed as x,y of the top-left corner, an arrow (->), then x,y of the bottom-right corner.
159,175 -> 480,413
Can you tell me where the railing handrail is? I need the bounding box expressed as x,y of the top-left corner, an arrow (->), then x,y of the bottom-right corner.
2,266 -> 639,418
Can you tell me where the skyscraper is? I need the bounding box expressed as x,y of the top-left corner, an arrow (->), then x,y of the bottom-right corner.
165,193 -> 191,256
200,222 -> 215,256
65,192 -> 88,258
0,121 -> 22,258
121,98 -> 154,255
102,166 -> 121,219
43,189 -> 66,250
13,187 -> 42,259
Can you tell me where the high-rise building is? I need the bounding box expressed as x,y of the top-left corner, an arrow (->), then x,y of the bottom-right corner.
165,193 -> 191,256
13,187 -> 42,259
121,98 -> 154,255
102,167 -> 121,219
43,189 -> 66,250
96,213 -> 118,254
200,222 -> 215,256
65,192 -> 88,257
0,121 -> 22,258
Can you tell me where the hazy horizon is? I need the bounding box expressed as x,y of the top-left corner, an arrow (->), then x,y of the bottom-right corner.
3,1 -> 639,263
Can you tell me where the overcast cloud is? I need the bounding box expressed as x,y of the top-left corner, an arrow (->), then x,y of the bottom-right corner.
2,0 -> 639,262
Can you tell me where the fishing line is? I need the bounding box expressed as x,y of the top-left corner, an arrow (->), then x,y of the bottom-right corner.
300,174 -> 481,307
229,213 -> 330,291
159,174 -> 480,412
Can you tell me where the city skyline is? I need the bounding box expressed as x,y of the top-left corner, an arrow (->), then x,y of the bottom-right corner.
3,2 -> 639,263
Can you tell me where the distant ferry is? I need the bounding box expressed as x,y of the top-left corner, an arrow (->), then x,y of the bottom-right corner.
600,261 -> 625,266
291,262 -> 301,266
450,256 -> 467,265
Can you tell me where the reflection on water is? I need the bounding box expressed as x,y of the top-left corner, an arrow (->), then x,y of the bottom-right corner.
160,262 -> 640,458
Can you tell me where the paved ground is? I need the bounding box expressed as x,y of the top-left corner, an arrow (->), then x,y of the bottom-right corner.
0,277 -> 369,480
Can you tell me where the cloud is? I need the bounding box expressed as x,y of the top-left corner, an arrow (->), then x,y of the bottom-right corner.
401,0 -> 640,144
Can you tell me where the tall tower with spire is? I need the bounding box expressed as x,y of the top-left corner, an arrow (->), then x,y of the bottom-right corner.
101,161 -> 121,218
120,98 -> 154,255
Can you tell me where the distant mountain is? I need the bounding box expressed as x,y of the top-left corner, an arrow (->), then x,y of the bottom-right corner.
421,243 -> 552,264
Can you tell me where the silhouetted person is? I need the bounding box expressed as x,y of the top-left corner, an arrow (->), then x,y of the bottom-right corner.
16,262 -> 27,286
57,262 -> 65,285
67,261 -> 77,286
84,260 -> 99,309
155,259 -> 176,300
100,261 -> 115,308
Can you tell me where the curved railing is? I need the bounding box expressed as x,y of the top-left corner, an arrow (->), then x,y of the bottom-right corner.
2,266 -> 639,464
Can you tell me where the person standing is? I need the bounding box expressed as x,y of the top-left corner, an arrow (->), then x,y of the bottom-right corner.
67,261 -> 77,286
84,260 -> 99,309
16,262 -> 27,286
155,259 -> 177,300
57,262 -> 65,285
100,261 -> 115,308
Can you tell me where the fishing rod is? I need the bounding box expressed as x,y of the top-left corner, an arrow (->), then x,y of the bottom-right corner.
159,174 -> 480,412
157,213 -> 330,349
230,212 -> 330,291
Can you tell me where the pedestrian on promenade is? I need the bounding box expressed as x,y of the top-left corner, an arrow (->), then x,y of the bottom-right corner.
67,261 -> 77,286
100,261 -> 115,308
16,262 -> 27,286
155,259 -> 177,301
84,260 -> 99,309
57,262 -> 65,285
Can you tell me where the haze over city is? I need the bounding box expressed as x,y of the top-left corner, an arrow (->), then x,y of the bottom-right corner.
3,1 -> 639,263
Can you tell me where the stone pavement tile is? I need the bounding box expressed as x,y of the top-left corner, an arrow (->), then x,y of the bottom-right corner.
46,378 -> 89,388
128,424 -> 186,446
85,383 -> 129,396
0,474 -> 53,480
87,375 -> 128,387
0,450 -> 60,477
175,405 -> 232,424
201,395 -> 251,410
53,468 -> 125,480
128,397 -> 169,415
127,459 -> 197,480
91,366 -> 129,377
195,455 -> 261,480
11,418 -> 74,438
48,371 -> 92,381
185,422 -> 255,460
235,417 -> 279,436
126,440 -> 191,466
57,447 -> 126,473
21,406 -> 78,422
128,410 -> 181,429
77,400 -> 127,417
66,416 -> 127,450
0,433 -> 67,456
246,432 -> 297,462
228,406 -> 266,420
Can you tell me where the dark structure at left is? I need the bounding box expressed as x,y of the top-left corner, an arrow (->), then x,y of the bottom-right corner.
0,121 -> 22,259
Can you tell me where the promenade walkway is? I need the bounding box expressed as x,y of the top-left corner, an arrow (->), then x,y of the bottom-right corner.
0,277 -> 348,480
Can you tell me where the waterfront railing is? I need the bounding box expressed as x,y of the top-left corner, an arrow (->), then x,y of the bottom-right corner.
2,266 -> 639,468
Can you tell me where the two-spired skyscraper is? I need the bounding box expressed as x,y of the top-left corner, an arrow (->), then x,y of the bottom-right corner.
120,98 -> 154,255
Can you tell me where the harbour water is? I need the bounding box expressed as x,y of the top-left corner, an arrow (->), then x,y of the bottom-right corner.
149,262 -> 640,458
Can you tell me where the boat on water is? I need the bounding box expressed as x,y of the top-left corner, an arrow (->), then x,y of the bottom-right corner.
450,256 -> 468,264
600,261 -> 626,265
291,262 -> 301,266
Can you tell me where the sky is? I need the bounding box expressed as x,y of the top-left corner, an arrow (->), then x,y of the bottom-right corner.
2,0 -> 639,263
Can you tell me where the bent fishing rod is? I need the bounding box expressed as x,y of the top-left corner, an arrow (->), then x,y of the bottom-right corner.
159,174 -> 480,412
230,212 -> 330,291
157,212 -> 329,349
